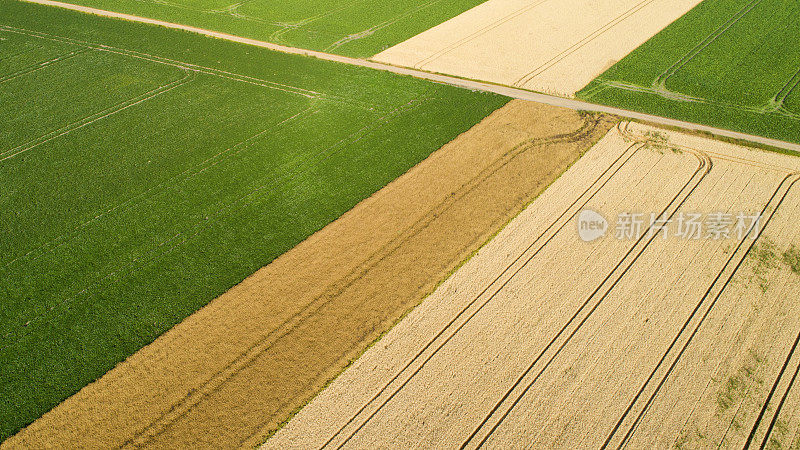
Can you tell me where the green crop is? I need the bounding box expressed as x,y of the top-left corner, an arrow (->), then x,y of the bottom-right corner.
31,0 -> 488,58
579,0 -> 800,145
0,0 -> 508,440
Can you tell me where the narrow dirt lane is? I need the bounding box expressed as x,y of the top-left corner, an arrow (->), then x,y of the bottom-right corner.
19,0 -> 800,153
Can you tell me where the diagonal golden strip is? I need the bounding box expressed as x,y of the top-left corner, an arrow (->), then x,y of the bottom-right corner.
3,100 -> 616,449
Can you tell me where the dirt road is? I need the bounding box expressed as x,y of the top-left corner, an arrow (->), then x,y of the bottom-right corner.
19,0 -> 800,153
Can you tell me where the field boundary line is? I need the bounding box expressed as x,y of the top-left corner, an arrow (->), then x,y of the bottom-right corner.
17,0 -> 800,153
121,111 -> 611,449
238,117 -> 614,447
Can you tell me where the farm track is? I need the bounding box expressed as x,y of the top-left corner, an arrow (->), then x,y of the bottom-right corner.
17,0 -> 800,153
268,124 -> 800,449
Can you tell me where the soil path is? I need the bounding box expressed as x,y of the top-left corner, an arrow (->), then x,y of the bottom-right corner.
18,0 -> 800,153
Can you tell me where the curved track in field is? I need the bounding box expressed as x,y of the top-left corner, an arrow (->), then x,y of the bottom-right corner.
268,124 -> 800,449
5,101 -> 618,449
460,125 -> 712,449
323,126 -> 662,449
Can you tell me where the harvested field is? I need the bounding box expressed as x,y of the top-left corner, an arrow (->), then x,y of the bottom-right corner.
3,101 -> 617,448
0,1 -> 507,441
580,0 -> 800,144
373,0 -> 701,96
267,124 -> 800,449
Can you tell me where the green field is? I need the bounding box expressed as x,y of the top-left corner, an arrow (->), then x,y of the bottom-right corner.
0,0 -> 507,439
41,0 -> 487,58
579,0 -> 800,144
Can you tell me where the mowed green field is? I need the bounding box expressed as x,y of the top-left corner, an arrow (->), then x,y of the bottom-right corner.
579,0 -> 800,144
41,0 -> 487,57
0,0 -> 507,440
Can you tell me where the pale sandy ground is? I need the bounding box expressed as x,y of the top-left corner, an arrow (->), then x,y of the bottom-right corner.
266,124 -> 800,449
373,0 -> 702,97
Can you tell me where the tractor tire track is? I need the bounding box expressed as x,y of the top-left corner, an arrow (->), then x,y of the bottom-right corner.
465,123 -> 712,449
603,172 -> 800,449
745,325 -> 800,449
514,0 -> 658,88
322,125 -> 674,449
